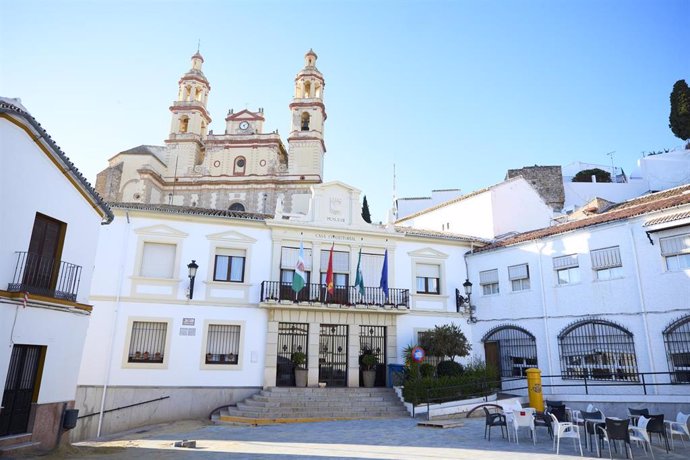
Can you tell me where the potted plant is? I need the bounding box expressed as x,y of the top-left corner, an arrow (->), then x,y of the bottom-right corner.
361,352 -> 378,388
291,351 -> 308,387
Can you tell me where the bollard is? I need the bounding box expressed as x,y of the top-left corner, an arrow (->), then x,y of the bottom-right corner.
525,368 -> 544,412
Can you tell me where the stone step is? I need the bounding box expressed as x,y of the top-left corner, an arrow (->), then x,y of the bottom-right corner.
226,407 -> 408,419
0,433 -> 32,449
0,441 -> 41,457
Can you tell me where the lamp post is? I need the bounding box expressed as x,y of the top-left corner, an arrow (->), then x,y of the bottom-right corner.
187,260 -> 199,300
456,278 -> 476,323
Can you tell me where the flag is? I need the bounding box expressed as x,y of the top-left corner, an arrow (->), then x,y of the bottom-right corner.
325,244 -> 335,295
22,291 -> 29,308
354,248 -> 365,296
380,249 -> 389,299
292,242 -> 306,293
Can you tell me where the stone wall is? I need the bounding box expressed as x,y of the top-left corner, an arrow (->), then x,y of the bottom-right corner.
506,165 -> 564,211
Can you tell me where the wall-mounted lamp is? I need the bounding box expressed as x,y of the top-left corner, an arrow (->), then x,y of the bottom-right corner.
187,260 -> 199,299
456,278 -> 477,323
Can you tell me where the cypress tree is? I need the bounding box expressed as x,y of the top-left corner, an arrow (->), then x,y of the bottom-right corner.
669,79 -> 690,141
361,195 -> 372,223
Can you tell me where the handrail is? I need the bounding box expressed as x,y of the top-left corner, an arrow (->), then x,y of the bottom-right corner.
260,280 -> 410,309
77,395 -> 170,419
7,251 -> 82,302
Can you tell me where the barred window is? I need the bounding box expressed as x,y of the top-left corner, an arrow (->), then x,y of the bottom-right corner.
508,263 -> 530,291
558,320 -> 639,381
214,249 -> 245,282
591,246 -> 623,280
480,269 -> 499,295
663,315 -> 690,383
660,233 -> 690,271
553,254 -> 580,285
128,321 -> 167,363
205,324 -> 241,365
416,264 -> 440,294
140,242 -> 176,278
483,325 -> 538,377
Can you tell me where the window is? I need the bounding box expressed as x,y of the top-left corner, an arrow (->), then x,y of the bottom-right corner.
127,321 -> 168,363
320,250 -> 350,303
213,249 -> 245,282
480,269 -> 499,295
280,246 -> 312,301
205,324 -> 241,365
234,156 -> 246,176
140,242 -> 176,278
660,233 -> 690,271
663,315 -> 690,383
591,246 -> 623,280
553,254 -> 580,285
508,263 -> 530,291
558,319 -> 639,381
482,325 -> 538,377
416,264 -> 440,294
229,202 -> 245,212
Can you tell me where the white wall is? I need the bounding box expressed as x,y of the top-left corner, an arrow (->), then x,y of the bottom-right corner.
491,179 -> 553,236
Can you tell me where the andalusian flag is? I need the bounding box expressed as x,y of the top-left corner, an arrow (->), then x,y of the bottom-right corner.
325,244 -> 335,296
292,242 -> 306,293
380,249 -> 389,300
354,249 -> 365,296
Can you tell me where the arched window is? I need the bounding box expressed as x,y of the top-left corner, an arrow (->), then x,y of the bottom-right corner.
233,156 -> 246,176
179,116 -> 189,133
301,112 -> 310,131
229,202 -> 245,212
558,319 -> 638,381
195,87 -> 203,101
303,81 -> 311,98
664,315 -> 690,383
482,325 -> 537,377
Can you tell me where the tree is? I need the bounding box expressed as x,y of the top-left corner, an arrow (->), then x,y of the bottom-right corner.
418,323 -> 471,362
669,79 -> 690,142
361,195 -> 372,223
572,168 -> 612,183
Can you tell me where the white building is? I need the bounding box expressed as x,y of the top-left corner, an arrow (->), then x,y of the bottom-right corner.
467,183 -> 690,408
74,181 -> 486,439
0,98 -> 112,453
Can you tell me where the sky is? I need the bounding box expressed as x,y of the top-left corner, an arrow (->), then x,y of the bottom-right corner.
1,0 -> 688,222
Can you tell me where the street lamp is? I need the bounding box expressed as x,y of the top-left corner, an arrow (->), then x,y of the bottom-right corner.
187,260 -> 199,299
456,278 -> 477,323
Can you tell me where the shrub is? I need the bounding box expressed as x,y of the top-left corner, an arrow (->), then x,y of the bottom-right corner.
360,353 -> 378,371
291,351 -> 306,369
436,360 -> 464,377
420,363 -> 436,378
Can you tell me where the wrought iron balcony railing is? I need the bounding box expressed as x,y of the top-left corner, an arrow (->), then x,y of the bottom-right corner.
7,251 -> 82,302
260,281 -> 409,309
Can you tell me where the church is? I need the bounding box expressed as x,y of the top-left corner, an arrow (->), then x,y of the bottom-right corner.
95,49 -> 327,215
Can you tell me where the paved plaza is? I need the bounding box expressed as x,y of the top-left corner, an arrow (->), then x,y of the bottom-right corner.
32,416 -> 690,460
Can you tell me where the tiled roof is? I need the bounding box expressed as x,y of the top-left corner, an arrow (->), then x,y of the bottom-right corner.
476,184 -> 690,252
395,226 -> 490,245
644,209 -> 690,227
111,145 -> 167,164
396,177 -> 523,223
0,99 -> 114,224
109,202 -> 272,221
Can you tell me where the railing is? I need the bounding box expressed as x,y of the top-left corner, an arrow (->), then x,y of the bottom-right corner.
260,281 -> 409,309
7,251 -> 82,302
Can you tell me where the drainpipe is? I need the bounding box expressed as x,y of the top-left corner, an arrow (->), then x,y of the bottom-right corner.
96,211 -> 130,437
535,241 -> 554,385
628,223 -> 657,393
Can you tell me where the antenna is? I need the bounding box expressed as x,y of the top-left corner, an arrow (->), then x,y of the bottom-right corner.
606,151 -> 616,182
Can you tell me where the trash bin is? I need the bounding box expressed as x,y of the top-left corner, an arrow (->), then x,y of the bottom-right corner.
387,363 -> 405,387
62,409 -> 79,430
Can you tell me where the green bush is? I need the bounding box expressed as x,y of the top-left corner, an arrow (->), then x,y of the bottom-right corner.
436,360 -> 464,377
420,363 -> 435,378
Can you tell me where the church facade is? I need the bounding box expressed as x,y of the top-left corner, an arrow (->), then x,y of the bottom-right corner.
95,50 -> 327,215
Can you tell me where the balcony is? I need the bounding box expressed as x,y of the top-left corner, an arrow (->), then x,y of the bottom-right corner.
7,251 -> 82,302
260,281 -> 409,310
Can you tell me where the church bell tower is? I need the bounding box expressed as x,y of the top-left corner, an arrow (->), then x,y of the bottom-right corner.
287,49 -> 326,180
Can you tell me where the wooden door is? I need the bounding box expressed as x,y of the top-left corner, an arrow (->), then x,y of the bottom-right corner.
24,213 -> 64,290
484,341 -> 502,388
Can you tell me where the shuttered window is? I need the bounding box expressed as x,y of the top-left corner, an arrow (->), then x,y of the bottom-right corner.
553,254 -> 579,269
591,246 -> 622,270
281,246 -> 313,270
508,264 -> 530,291
416,263 -> 440,294
660,234 -> 690,256
361,253 -> 384,287
320,250 -> 350,273
480,269 -> 499,295
140,243 -> 176,278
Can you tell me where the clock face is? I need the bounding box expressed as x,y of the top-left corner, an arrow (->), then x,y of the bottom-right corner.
239,121 -> 249,130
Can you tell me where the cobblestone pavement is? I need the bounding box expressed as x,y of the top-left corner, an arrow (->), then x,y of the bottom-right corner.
34,417 -> 690,460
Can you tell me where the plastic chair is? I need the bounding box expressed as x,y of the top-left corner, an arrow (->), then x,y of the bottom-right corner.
483,406 -> 507,441
665,411 -> 690,449
598,418 -> 633,459
629,416 -> 655,459
628,408 -> 649,426
548,404 -> 568,422
581,410 -> 606,452
645,414 -> 670,453
535,411 -> 554,440
549,412 -> 583,456
512,409 -> 536,445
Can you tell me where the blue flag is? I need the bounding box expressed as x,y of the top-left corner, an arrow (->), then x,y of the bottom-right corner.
380,249 -> 389,300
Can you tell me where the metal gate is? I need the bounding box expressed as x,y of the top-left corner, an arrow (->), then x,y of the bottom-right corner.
0,345 -> 43,436
359,326 -> 386,387
276,323 -> 308,387
319,324 -> 348,387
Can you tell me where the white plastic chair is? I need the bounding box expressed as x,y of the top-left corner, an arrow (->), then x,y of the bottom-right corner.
512,409 -> 536,445
549,412 -> 583,456
629,416 -> 655,459
665,411 -> 690,449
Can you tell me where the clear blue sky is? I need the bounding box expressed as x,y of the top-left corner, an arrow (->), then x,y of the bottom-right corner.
2,0 -> 688,222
